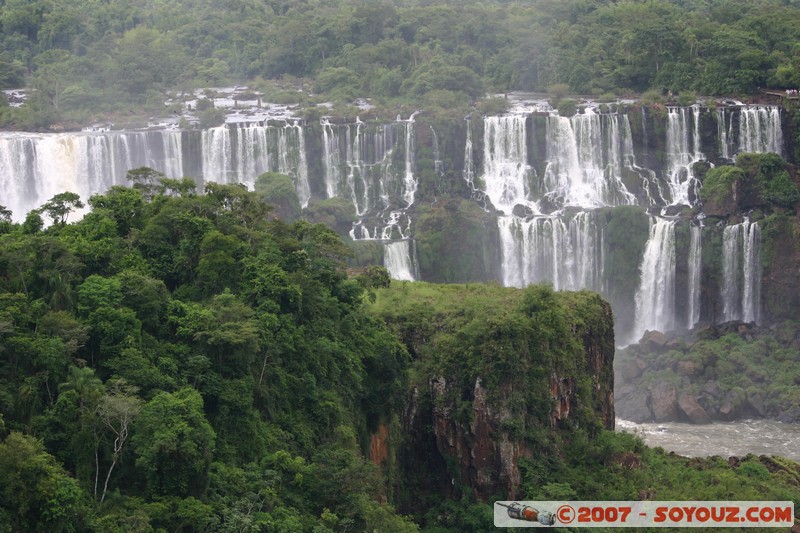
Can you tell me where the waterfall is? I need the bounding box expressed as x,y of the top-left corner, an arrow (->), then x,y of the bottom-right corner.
498,211 -> 603,291
281,122 -> 310,208
344,119 -> 370,215
665,106 -> 702,206
384,240 -> 416,281
430,125 -> 444,179
1,131 -> 183,221
482,115 -> 531,214
716,108 -> 735,160
742,221 -> 761,323
723,219 -> 761,323
0,122 -> 311,222
739,105 -> 783,156
633,218 -> 676,340
722,223 -> 742,321
463,117 -> 476,189
543,109 -> 637,208
687,225 -> 702,329
402,113 -> 418,207
321,118 -> 341,198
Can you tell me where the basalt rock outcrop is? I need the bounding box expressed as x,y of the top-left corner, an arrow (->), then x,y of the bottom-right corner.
615,320 -> 800,423
368,283 -> 615,506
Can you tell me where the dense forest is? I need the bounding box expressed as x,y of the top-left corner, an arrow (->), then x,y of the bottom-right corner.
5,0 -> 800,127
1,175 -> 799,532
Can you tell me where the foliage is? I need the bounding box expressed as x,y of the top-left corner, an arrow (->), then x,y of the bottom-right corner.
0,176 -> 798,530
0,182 -> 425,529
701,165 -> 745,206
702,153 -> 800,210
5,0 -> 800,127
617,322 -> 800,422
254,172 -> 301,222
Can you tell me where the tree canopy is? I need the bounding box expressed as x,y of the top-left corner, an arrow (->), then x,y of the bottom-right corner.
5,0 -> 800,127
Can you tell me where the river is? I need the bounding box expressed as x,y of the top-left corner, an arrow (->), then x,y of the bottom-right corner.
616,418 -> 800,461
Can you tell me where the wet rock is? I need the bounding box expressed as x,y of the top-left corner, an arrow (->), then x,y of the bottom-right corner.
662,204 -> 688,217
718,389 -> 745,421
677,360 -> 698,377
746,393 -> 766,418
665,337 -> 687,351
649,381 -> 678,422
616,390 -> 652,423
538,195 -> 560,215
512,204 -> 534,218
678,394 -> 712,424
620,357 -> 647,380
640,330 -> 668,351
702,381 -> 721,397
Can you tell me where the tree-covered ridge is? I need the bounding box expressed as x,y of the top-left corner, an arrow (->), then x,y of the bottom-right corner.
4,0 -> 800,127
0,172 -> 418,531
1,176 -> 799,531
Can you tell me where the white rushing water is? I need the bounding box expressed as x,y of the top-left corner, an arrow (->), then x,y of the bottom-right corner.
722,220 -> 761,323
687,224 -> 702,329
633,218 -> 676,340
739,105 -> 783,157
383,240 -> 416,281
482,115 -> 532,214
716,108 -> 735,160
498,212 -> 603,291
543,109 -> 637,208
665,106 -> 703,206
0,122 -> 309,222
617,419 -> 800,461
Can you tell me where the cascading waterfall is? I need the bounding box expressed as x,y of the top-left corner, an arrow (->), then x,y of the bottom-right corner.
723,219 -> 761,323
383,240 -> 416,281
716,108 -> 735,160
463,117 -> 476,190
1,131 -> 182,221
722,223 -> 742,321
483,115 -> 532,214
687,225 -> 702,329
344,119 -> 370,215
201,121 -> 308,191
498,212 -> 603,292
665,106 -> 703,205
321,118 -> 342,199
543,108 -> 637,208
742,221 -> 761,323
279,122 -> 310,208
633,218 -> 677,340
0,122 -> 310,222
0,104 -> 784,341
402,113 -> 419,207
739,106 -> 783,156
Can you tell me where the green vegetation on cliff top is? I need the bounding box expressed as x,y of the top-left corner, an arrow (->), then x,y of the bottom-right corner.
0,183 -> 799,531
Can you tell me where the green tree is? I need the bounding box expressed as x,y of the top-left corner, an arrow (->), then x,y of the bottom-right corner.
39,192 -> 84,226
132,387 -> 216,498
0,432 -> 88,532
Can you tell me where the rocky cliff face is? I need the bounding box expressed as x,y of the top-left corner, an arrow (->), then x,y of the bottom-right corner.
368,284 -> 615,505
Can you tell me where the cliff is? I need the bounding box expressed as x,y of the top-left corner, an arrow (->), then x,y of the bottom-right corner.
368,283 -> 615,506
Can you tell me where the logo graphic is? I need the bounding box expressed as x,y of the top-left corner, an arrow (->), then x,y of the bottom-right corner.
496,502 -> 557,525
